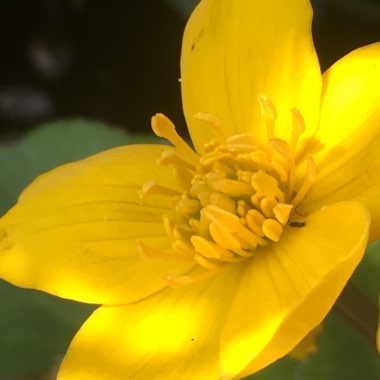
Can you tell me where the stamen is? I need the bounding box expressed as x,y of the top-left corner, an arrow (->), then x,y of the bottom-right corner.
158,150 -> 196,170
291,157 -> 316,208
210,192 -> 236,214
139,180 -> 181,199
165,274 -> 193,288
137,241 -> 172,260
194,254 -> 221,270
191,235 -> 235,260
172,239 -> 196,258
262,219 -> 283,242
273,203 -> 293,225
246,209 -> 265,236
290,108 -> 306,152
209,222 -> 242,251
151,114 -> 198,161
163,214 -> 173,238
260,197 -> 277,218
251,171 -> 282,200
271,159 -> 288,183
173,166 -> 193,190
211,179 -> 252,197
165,270 -> 216,288
258,93 -> 277,139
270,138 -> 291,158
174,195 -> 201,214
141,99 -> 317,283
226,133 -> 267,152
194,112 -> 228,139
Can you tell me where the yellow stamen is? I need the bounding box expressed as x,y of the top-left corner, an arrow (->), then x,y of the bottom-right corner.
209,222 -> 242,251
210,192 -> 236,214
251,170 -> 282,200
211,179 -> 252,197
165,270 -> 216,288
194,112 -> 228,139
258,93 -> 277,139
137,241 -> 171,260
262,219 -> 283,242
246,209 -> 265,237
273,203 -> 293,225
292,157 -> 316,208
173,166 -> 193,190
139,180 -> 181,199
141,96 -> 318,282
191,235 -> 235,260
194,254 -> 221,270
290,108 -> 306,152
158,150 -> 196,170
151,113 -> 198,161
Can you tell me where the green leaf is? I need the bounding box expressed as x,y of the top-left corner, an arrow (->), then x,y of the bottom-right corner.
163,0 -> 198,17
0,119 -> 156,375
245,357 -> 297,380
0,118 -> 158,215
351,240 -> 380,303
0,280 -> 94,375
294,313 -> 380,380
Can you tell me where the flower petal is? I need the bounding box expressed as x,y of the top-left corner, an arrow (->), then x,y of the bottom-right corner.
58,266 -> 243,380
220,201 -> 369,378
181,0 -> 321,151
316,43 -> 380,155
0,145 -> 194,305
302,43 -> 380,241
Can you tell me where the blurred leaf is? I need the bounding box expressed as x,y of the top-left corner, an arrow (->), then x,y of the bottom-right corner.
0,118 -> 158,215
245,357 -> 297,380
351,240 -> 380,303
0,280 -> 94,375
0,119 -> 157,375
294,313 -> 380,380
163,0 -> 198,17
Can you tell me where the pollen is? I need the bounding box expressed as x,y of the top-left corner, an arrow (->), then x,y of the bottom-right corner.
141,96 -> 318,286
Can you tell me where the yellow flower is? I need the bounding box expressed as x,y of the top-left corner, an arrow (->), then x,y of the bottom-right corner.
0,0 -> 379,378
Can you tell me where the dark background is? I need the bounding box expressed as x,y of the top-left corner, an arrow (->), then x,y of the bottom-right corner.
0,0 -> 379,140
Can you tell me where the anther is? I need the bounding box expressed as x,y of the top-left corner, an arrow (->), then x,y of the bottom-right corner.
151,114 -> 198,161
194,112 -> 228,139
262,219 -> 283,242
291,157 -> 316,208
251,171 -> 283,200
290,108 -> 306,152
211,179 -> 252,197
273,203 -> 293,225
246,209 -> 265,236
158,150 -> 196,170
137,241 -> 171,260
139,180 -> 181,199
258,93 -> 277,140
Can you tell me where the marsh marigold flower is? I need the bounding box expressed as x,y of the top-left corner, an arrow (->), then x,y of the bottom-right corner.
0,0 -> 380,379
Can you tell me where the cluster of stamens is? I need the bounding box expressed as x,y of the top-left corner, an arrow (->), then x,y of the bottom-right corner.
139,95 -> 317,287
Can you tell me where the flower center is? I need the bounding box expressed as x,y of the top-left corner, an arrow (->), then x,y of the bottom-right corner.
140,95 -> 317,286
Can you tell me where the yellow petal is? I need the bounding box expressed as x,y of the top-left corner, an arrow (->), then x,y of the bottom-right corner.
58,265 -> 243,380
0,145 -> 194,305
220,201 -> 369,378
316,43 -> 380,155
181,0 -> 321,151
302,43 -> 380,241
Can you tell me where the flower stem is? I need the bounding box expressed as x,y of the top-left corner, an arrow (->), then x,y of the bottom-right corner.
333,281 -> 378,347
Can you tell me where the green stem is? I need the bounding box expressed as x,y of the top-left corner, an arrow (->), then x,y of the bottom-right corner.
333,281 -> 378,347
